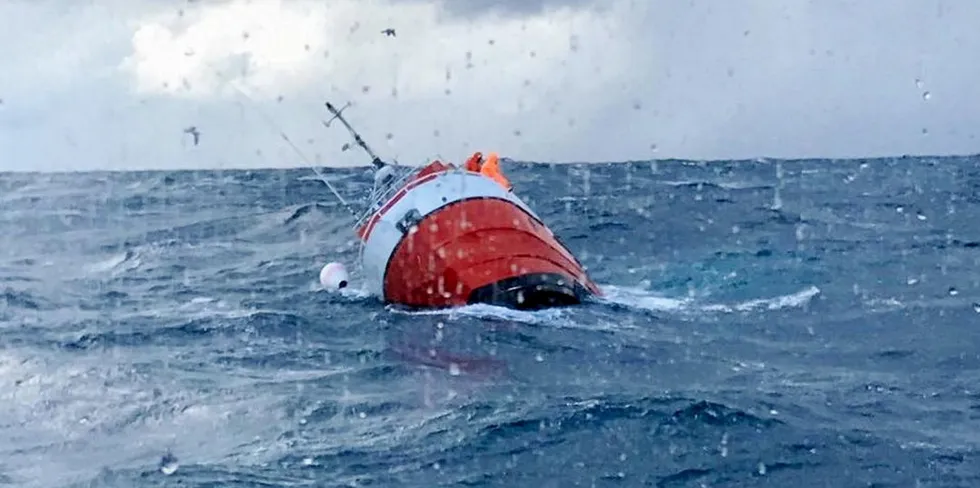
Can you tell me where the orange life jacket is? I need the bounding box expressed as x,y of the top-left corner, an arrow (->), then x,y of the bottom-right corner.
464,152 -> 483,172
479,152 -> 512,191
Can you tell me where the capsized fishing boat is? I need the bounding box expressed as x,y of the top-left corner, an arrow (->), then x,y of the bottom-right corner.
322,101 -> 602,310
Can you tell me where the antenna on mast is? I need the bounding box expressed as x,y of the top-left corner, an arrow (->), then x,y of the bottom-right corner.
323,101 -> 387,170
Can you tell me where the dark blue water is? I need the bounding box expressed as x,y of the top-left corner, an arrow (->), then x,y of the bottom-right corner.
2,157 -> 979,487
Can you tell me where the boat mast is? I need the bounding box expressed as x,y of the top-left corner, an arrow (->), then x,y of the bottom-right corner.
323,102 -> 387,170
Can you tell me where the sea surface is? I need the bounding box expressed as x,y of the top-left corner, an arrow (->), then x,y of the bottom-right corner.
1,156 -> 979,487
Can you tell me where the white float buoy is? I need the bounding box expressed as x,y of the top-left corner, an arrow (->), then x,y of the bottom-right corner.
319,262 -> 349,290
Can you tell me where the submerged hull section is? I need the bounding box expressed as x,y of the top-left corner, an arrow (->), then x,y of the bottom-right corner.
357,163 -> 600,310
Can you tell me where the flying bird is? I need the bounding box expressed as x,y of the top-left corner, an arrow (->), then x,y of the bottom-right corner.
183,126 -> 200,146
381,28 -> 396,37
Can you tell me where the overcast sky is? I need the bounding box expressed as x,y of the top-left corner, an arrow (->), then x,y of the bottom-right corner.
0,0 -> 977,172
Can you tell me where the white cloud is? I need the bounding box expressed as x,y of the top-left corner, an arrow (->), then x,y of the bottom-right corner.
1,0 -> 978,172
117,0 -> 630,166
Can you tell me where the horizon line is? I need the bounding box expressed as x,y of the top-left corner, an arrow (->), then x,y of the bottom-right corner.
2,151 -> 978,176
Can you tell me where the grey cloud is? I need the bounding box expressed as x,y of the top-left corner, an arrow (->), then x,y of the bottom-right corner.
577,0 -> 980,160
5,0 -> 980,173
387,0 -> 598,19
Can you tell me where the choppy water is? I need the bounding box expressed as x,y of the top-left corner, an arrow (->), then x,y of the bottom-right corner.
1,157 -> 979,487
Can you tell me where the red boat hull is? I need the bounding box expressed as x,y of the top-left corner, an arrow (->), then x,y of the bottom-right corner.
356,162 -> 600,310
384,197 -> 599,309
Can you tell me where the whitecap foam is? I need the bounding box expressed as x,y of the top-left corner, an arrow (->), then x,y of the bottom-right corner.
0,348 -> 296,488
702,285 -> 821,313
597,285 -> 693,313
85,250 -> 141,275
390,302 -> 570,326
597,283 -> 820,315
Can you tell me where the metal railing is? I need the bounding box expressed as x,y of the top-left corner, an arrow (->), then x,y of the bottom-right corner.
351,164 -> 422,231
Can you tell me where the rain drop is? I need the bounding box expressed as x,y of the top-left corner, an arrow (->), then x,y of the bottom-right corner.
922,91 -> 932,101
